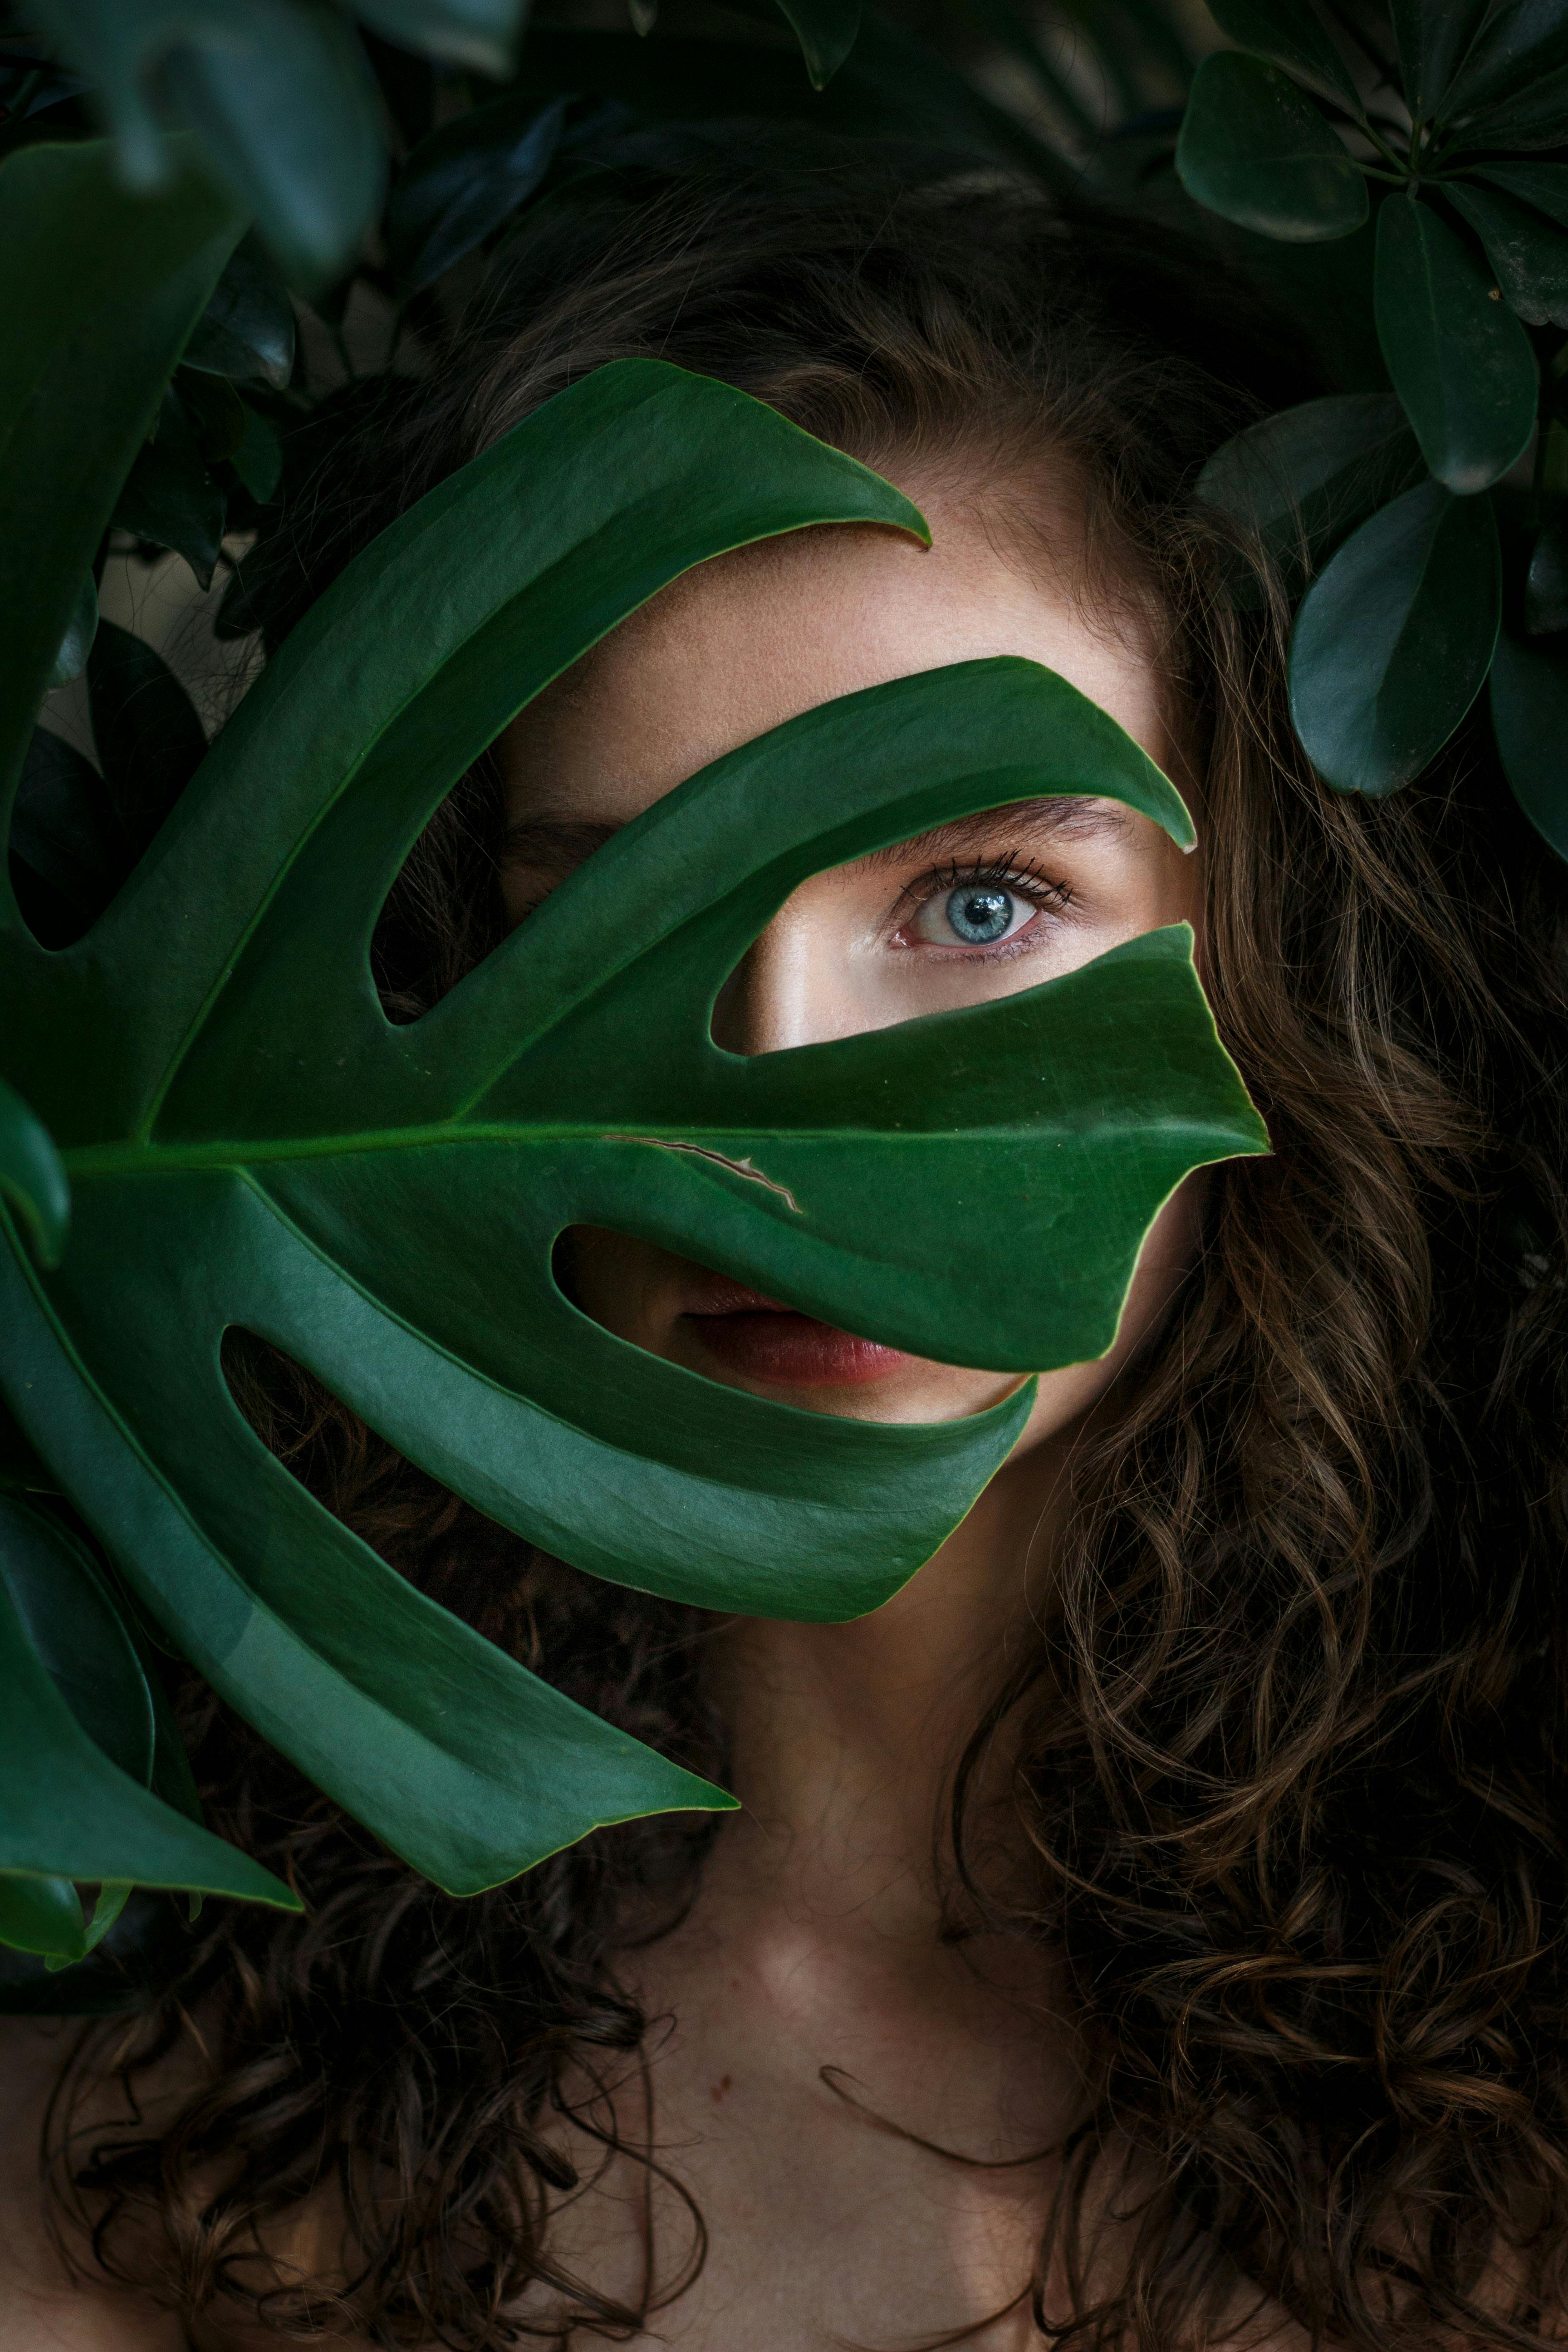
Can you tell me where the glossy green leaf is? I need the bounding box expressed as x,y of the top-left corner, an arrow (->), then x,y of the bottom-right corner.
1289,476 -> 1500,794
1526,513 -> 1568,633
1196,393 -> 1424,599
8,729 -> 126,951
182,231 -> 295,390
0,1496 -> 295,1912
231,403 -> 282,507
1447,180 -> 1568,327
1436,0 -> 1568,146
0,1499 -> 154,1785
1207,0 -> 1360,112
0,1496 -> 208,1966
0,1873 -> 84,1964
387,95 -> 569,295
774,0 -> 862,87
112,386 -> 225,589
1491,626 -> 1568,858
31,0 -> 383,287
1176,52 -> 1367,242
47,572 -> 98,691
1,357 -> 1266,1895
354,0 -> 524,75
1375,196 -> 1537,494
79,1880 -> 132,1954
88,621 -> 208,855
1390,0 -> 1490,118
176,368 -> 248,466
0,135 -> 240,803
0,1079 -> 69,1269
1474,159 -> 1568,232
0,1398 -> 55,1497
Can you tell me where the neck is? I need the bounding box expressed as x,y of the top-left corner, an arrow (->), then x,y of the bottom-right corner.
705,1433 -> 1066,1945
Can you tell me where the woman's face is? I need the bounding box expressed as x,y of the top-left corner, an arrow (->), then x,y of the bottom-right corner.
497,476 -> 1203,1454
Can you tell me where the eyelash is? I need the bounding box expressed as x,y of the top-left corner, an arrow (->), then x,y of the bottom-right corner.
892,855 -> 1073,958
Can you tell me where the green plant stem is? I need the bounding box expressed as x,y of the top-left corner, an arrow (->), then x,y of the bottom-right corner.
1355,117 -> 1412,177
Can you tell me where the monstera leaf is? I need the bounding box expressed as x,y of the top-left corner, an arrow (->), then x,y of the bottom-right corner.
0,142 -> 1266,1935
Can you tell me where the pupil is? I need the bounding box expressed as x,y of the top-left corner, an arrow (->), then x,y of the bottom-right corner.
946,885 -> 1013,945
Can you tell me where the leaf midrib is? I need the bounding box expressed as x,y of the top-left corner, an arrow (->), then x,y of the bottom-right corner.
61,1112 -> 1227,1183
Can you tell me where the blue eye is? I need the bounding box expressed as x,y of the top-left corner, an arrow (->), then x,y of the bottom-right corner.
945,884 -> 1017,945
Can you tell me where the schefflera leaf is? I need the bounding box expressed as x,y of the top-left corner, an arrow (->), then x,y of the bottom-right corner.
1,356 -> 1266,1900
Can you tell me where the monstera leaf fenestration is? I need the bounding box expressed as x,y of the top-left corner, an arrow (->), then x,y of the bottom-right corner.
0,140 -> 1266,1948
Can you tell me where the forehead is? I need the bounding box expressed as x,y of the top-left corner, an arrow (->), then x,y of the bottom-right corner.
499,482 -> 1172,830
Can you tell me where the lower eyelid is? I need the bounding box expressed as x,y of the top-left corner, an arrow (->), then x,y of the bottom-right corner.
895,909 -> 1054,957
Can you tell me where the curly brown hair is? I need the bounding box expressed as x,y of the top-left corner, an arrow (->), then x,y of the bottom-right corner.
41,152 -> 1568,2350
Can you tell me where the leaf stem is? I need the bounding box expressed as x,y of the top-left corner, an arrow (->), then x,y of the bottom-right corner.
1355,118 -> 1411,176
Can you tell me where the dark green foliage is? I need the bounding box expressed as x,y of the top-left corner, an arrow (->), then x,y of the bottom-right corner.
1177,0 -> 1568,836
0,1078 -> 69,1269
181,231 -> 295,388
0,136 -> 239,786
47,572 -> 96,689
31,0 -> 388,287
1447,178 -> 1568,328
1289,478 -> 1501,795
1176,51 -> 1367,240
1391,0 -> 1492,118
1196,392 -> 1424,600
1438,0 -> 1568,150
0,1493 -> 293,1962
111,383 -> 225,587
1374,196 -> 1536,493
1527,510 -> 1568,632
1206,0 -> 1360,112
387,93 -> 570,294
87,622 -> 207,854
7,727 -> 124,946
1491,627 -> 1568,856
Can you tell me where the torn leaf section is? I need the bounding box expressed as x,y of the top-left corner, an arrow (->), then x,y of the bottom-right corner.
604,1135 -> 804,1213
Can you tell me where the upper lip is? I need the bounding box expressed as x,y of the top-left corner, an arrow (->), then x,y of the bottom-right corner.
680,1272 -> 798,1316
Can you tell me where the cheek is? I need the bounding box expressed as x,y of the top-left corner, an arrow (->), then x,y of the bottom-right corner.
564,1227 -> 683,1345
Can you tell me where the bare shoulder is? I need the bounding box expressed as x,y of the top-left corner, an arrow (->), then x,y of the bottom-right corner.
0,2017 -> 185,2352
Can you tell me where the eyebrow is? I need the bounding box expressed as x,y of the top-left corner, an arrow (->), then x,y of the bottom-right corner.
498,796 -> 1130,877
854,796 -> 1133,874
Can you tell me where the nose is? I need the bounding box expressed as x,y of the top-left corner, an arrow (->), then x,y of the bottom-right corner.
710,878 -> 879,1056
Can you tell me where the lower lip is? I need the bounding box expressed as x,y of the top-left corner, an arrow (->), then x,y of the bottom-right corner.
686,1309 -> 915,1387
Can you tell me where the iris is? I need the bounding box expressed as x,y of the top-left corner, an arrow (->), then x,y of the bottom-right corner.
946,884 -> 1016,945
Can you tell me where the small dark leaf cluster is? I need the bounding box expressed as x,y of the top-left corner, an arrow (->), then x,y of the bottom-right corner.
1180,0 -> 1568,854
